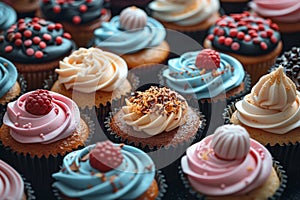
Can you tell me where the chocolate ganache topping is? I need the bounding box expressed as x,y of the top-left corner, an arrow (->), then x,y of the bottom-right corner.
0,17 -> 73,63
273,47 -> 300,90
206,11 -> 281,56
41,0 -> 110,25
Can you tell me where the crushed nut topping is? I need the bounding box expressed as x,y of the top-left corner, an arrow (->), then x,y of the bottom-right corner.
128,86 -> 187,116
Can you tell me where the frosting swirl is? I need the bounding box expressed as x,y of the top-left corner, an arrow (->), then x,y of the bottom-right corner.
0,57 -> 18,99
235,66 -> 300,134
40,0 -> 110,25
93,7 -> 166,54
0,160 -> 24,200
0,2 -> 17,31
163,51 -> 245,99
122,86 -> 188,136
149,0 -> 220,26
52,143 -> 156,199
3,91 -> 80,144
56,47 -> 128,93
249,0 -> 300,23
0,17 -> 73,63
206,12 -> 281,56
181,124 -> 272,196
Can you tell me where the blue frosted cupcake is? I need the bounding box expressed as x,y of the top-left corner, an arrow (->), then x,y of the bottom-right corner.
0,2 -> 17,33
52,140 -> 167,199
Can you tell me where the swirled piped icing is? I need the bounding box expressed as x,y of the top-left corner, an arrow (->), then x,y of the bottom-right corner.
206,11 -> 281,56
235,66 -> 300,134
40,0 -> 110,25
162,51 -> 245,99
3,90 -> 80,144
181,124 -> 273,196
56,47 -> 128,93
93,6 -> 166,54
149,0 -> 220,26
52,142 -> 156,199
0,17 -> 73,63
122,86 -> 188,136
0,160 -> 24,200
0,57 -> 17,99
249,0 -> 300,23
0,2 -> 16,31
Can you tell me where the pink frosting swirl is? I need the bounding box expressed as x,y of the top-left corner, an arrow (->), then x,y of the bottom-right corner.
3,91 -> 80,144
0,160 -> 24,200
181,124 -> 272,196
249,0 -> 300,23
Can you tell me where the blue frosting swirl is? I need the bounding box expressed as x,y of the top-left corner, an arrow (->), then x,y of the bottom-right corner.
162,52 -> 245,99
93,16 -> 166,54
0,57 -> 17,99
0,2 -> 16,31
52,143 -> 155,200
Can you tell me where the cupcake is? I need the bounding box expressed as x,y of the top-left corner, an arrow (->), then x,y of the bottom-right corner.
52,140 -> 167,199
40,0 -> 111,47
2,0 -> 39,19
204,11 -> 283,85
93,6 -> 170,69
0,2 -> 17,33
148,0 -> 221,43
249,0 -> 300,51
219,0 -> 250,14
0,89 -> 94,199
0,159 -> 35,200
271,46 -> 300,90
181,124 -> 287,199
0,17 -> 74,90
0,56 -> 26,121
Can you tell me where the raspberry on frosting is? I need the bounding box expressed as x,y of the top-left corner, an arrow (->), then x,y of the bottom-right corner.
89,141 -> 124,172
25,89 -> 53,115
195,49 -> 221,70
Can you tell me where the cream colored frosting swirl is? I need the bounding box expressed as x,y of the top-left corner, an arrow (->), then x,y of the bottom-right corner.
235,66 -> 300,134
122,86 -> 188,136
56,47 -> 128,93
149,0 -> 220,26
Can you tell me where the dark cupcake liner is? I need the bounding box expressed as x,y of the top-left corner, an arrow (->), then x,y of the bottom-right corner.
179,160 -> 287,200
223,102 -> 300,171
22,175 -> 36,200
220,0 -> 250,14
0,114 -> 95,199
158,66 -> 251,137
44,71 -> 140,134
104,92 -> 206,169
0,75 -> 27,126
53,169 -> 168,200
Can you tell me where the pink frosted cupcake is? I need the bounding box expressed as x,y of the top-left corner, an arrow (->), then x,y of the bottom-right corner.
181,124 -> 287,199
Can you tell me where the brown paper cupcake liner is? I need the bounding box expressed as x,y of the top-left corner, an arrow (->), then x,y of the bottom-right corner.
223,102 -> 300,170
0,114 -> 95,199
52,169 -> 167,200
179,160 -> 287,200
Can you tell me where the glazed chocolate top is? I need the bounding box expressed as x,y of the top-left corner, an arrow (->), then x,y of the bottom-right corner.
0,2 -> 17,31
0,17 -> 73,63
206,11 -> 281,56
273,47 -> 300,90
40,0 -> 109,25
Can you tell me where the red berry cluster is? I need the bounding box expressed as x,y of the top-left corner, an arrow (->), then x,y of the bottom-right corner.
207,11 -> 279,51
89,141 -> 124,172
25,89 -> 53,115
195,49 -> 221,70
1,17 -> 71,58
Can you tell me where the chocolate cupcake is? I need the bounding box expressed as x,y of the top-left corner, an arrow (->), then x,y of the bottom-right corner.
204,11 -> 282,86
0,17 -> 75,90
40,0 -> 111,47
271,46 -> 300,90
